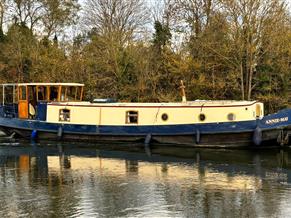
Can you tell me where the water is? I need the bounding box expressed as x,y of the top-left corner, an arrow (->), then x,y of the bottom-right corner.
0,142 -> 291,217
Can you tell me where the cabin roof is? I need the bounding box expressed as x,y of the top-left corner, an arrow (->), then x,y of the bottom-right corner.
49,100 -> 259,107
0,83 -> 84,86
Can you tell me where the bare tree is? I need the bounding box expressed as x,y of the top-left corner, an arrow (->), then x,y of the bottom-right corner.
174,0 -> 215,36
82,0 -> 149,43
151,0 -> 176,25
222,0 -> 288,100
8,0 -> 43,30
3,0 -> 78,38
41,0 -> 79,38
0,0 -> 7,32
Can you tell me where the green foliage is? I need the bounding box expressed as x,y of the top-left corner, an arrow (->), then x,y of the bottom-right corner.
41,0 -> 79,37
0,28 -> 4,42
0,23 -> 36,82
152,21 -> 171,52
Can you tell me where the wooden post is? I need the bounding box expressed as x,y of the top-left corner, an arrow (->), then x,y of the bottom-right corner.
58,86 -> 62,102
80,86 -> 84,101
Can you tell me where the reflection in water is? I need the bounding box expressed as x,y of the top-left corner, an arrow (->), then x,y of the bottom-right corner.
0,143 -> 291,217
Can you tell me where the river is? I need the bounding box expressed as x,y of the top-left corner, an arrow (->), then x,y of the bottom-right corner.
0,141 -> 290,217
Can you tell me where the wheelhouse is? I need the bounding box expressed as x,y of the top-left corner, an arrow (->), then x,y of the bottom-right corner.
0,83 -> 84,120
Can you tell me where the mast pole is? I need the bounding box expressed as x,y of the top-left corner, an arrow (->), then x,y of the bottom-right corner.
180,80 -> 187,102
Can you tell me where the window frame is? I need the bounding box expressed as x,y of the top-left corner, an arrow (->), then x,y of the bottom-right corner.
18,85 -> 27,101
49,86 -> 60,102
36,85 -> 49,102
125,110 -> 139,124
59,108 -> 71,122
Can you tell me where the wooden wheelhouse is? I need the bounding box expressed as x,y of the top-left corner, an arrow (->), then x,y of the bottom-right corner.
0,83 -> 84,120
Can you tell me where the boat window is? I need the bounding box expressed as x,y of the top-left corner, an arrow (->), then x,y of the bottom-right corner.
66,86 -> 76,101
227,113 -> 236,121
49,86 -> 59,101
60,86 -> 82,101
4,86 -> 14,103
59,109 -> 70,122
256,104 -> 261,118
126,111 -> 138,124
161,113 -> 168,121
199,113 -> 206,121
76,86 -> 82,101
60,86 -> 66,101
19,86 -> 27,101
28,86 -> 37,102
37,86 -> 47,101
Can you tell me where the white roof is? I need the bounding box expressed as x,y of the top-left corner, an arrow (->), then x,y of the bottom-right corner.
0,83 -> 84,86
51,100 -> 259,107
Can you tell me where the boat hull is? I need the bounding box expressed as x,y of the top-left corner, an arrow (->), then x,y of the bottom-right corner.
0,107 -> 290,148
0,127 -> 284,148
0,117 -> 288,148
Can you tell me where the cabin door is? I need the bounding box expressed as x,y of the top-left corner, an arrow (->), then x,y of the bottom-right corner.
18,85 -> 28,119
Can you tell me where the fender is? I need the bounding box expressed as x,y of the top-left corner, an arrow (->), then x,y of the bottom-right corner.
253,127 -> 262,146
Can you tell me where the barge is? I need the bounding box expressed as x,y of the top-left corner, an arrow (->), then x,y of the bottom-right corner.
0,82 -> 290,148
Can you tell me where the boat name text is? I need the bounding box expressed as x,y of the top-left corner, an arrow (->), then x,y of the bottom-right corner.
265,117 -> 288,124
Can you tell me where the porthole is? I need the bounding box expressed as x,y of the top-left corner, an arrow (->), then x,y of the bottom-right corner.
227,113 -> 236,121
199,114 -> 206,121
161,113 -> 168,121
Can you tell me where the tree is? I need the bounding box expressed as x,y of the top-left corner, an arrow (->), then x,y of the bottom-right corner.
9,0 -> 43,30
4,0 -> 79,38
0,0 -> 6,34
41,0 -> 79,38
152,20 -> 171,53
82,0 -> 149,44
80,0 -> 149,99
222,0 -> 289,100
174,0 -> 215,37
1,23 -> 36,82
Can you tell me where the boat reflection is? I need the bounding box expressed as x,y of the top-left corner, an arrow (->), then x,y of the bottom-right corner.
0,143 -> 291,216
0,143 -> 290,189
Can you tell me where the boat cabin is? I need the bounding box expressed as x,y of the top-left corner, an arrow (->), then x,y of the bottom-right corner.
0,82 -> 264,127
0,83 -> 84,120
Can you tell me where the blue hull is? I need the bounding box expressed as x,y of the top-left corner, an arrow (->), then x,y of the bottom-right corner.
0,109 -> 290,148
